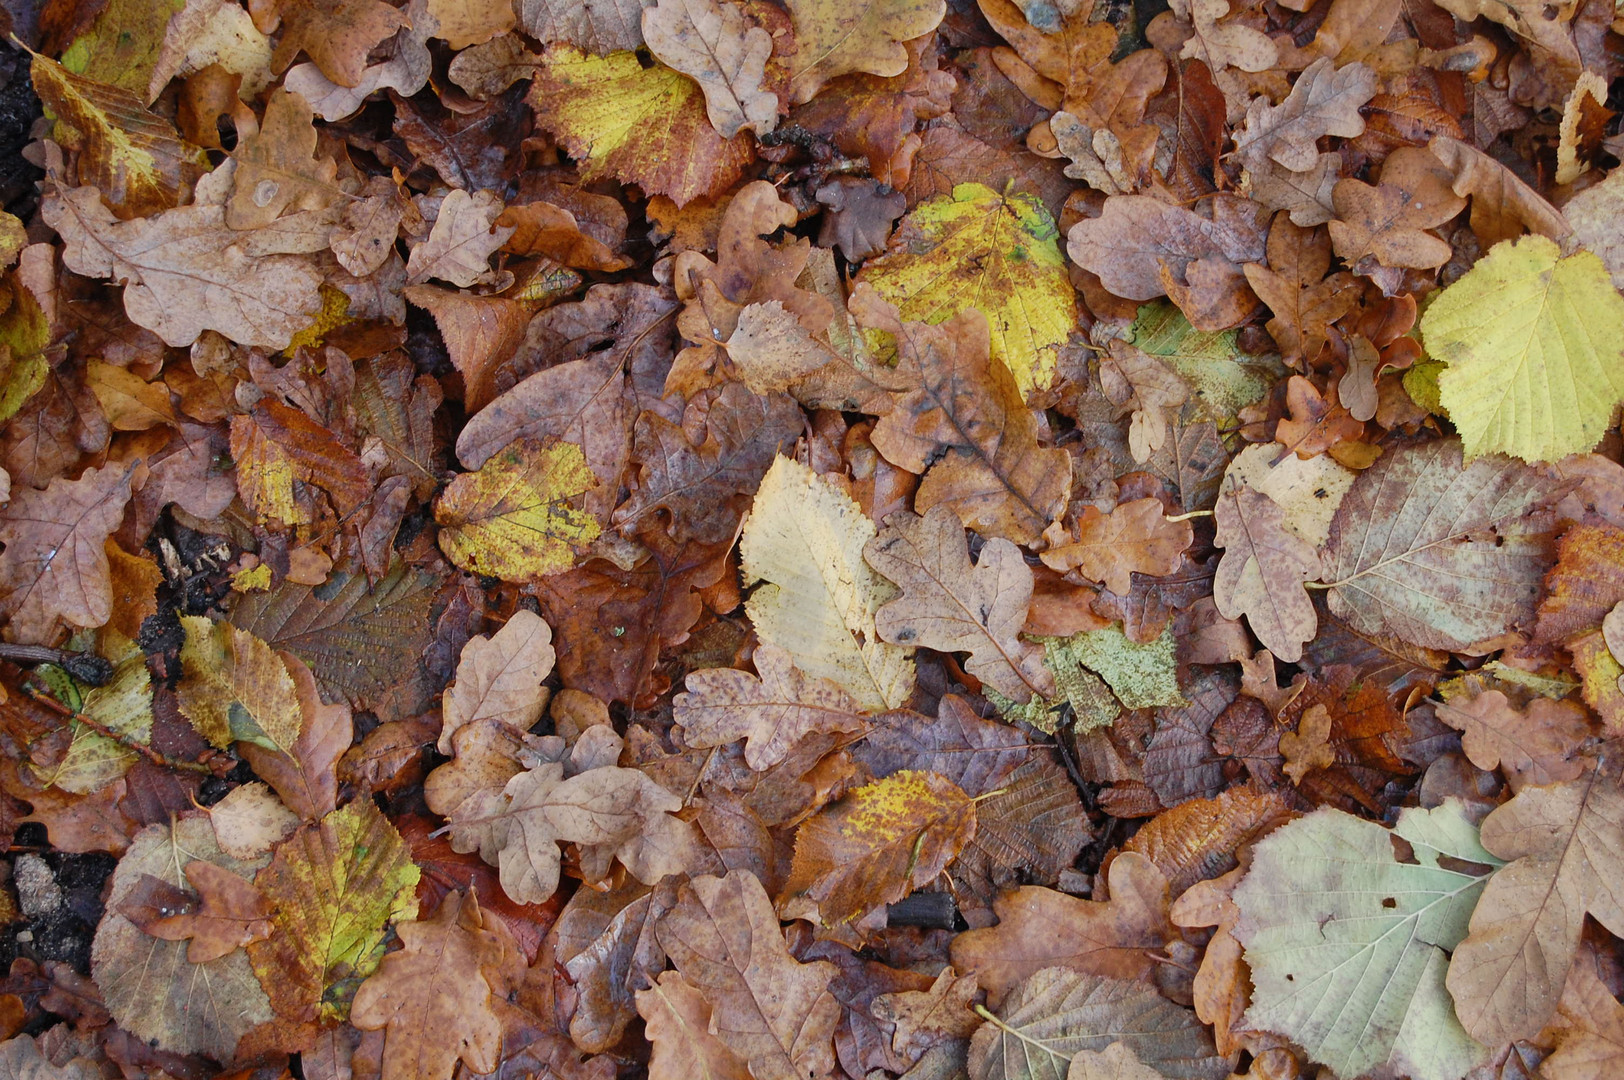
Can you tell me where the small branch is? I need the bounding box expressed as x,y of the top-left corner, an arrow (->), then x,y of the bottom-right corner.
1164,510 -> 1213,523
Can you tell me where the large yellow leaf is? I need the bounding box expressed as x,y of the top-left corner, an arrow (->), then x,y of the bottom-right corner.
176,616 -> 301,751
435,438 -> 601,581
857,182 -> 1074,396
741,455 -> 915,712
1421,235 -> 1624,463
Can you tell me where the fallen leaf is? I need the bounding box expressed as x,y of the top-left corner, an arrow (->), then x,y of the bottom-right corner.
781,0 -> 945,103
143,860 -> 274,964
264,0 -> 408,89
1097,341 -> 1189,463
1066,194 -> 1266,304
870,967 -> 982,1058
1544,944 -> 1624,1080
1040,498 -> 1193,596
849,694 -> 1029,796
1433,688 -> 1590,787
641,0 -> 777,139
439,609 -> 555,755
517,0 -> 652,53
435,438 -> 601,581
1212,483 -> 1321,663
406,190 -> 515,288
637,970 -> 751,1080
1278,702 -> 1333,783
1241,215 -> 1360,365
0,464 -> 132,644
1537,524 -> 1624,728
1327,146 -> 1466,270
1233,58 -> 1375,173
226,87 -> 339,230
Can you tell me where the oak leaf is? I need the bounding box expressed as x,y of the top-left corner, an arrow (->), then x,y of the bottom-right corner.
867,505 -> 1054,703
870,967 -> 982,1058
281,0 -> 435,120
851,693 -> 1029,796
1097,341 -> 1189,463
781,0 -> 946,104
350,890 -> 523,1080
1327,147 -> 1467,270
435,438 -> 601,582
495,200 -> 631,272
1241,216 -> 1360,365
740,455 -> 916,712
0,463 -> 132,644
1041,498 -> 1193,596
655,870 -> 841,1080
1446,764 -> 1624,1046
1212,483 -> 1321,663
439,609 -> 555,755
1544,946 -> 1624,1080
1233,58 -> 1375,174
783,770 -> 977,926
1537,524 -> 1624,728
642,0 -> 777,139
1427,134 -> 1572,250
405,189 -> 515,288
673,644 -> 867,770
143,860 -> 274,964
1433,688 -> 1590,787
637,971 -> 751,1080
518,0 -> 652,53
1066,194 -> 1266,303
226,88 -> 339,230
264,0 -> 408,89
950,853 -> 1173,1005
43,184 -> 323,348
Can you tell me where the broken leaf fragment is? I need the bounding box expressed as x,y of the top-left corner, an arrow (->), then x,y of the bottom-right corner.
435,438 -> 601,581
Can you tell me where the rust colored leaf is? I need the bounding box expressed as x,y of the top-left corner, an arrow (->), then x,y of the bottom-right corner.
1536,523 -> 1624,730
1434,688 -> 1591,787
0,463 -> 132,644
143,860 -> 274,964
1041,498 -> 1193,596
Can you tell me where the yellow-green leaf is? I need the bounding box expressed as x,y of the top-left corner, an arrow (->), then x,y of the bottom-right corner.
176,616 -> 301,750
741,455 -> 915,712
31,53 -> 204,217
1421,235 -> 1624,463
35,650 -> 153,794
435,438 -> 601,581
247,799 -> 420,1023
1044,624 -> 1185,710
1129,301 -> 1283,423
857,183 -> 1074,396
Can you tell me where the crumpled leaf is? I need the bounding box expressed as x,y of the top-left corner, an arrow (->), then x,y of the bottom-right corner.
1446,764 -> 1624,1046
641,0 -> 777,139
866,505 -> 1054,704
435,438 -> 601,581
741,455 -> 916,712
950,853 -> 1173,1005
858,182 -> 1074,396
0,463 -> 132,644
673,644 -> 867,770
350,890 -> 522,1080
1421,234 -> 1624,463
264,0 -> 408,89
1537,523 -> 1624,729
44,184 -> 323,348
1232,801 -> 1498,1080
1041,498 -> 1193,596
1213,482 -> 1321,663
656,870 -> 841,1080
1322,438 -> 1560,652
783,770 -> 976,926
781,0 -> 945,104
406,189 -> 514,287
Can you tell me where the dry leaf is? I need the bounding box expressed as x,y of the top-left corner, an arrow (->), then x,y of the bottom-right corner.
1213,483 -> 1321,663
1041,498 -> 1193,596
642,0 -> 777,138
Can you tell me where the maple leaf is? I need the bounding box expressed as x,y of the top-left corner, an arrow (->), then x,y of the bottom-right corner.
858,182 -> 1075,396
44,185 -> 323,348
655,870 -> 841,1080
1212,482 -> 1321,663
1233,802 -> 1498,1080
740,455 -> 916,712
1322,438 -> 1560,652
1446,764 -> 1624,1046
30,54 -> 205,218
950,853 -> 1173,1004
1241,215 -> 1360,365
673,644 -> 867,770
857,291 -> 1070,545
351,890 -> 524,1080
0,463 -> 132,644
781,0 -> 946,104
866,505 -> 1054,703
1041,498 -> 1193,596
1433,688 -> 1590,787
641,0 -> 777,139
528,44 -> 754,208
1326,146 -> 1467,270
783,770 -> 977,926
435,438 -> 601,581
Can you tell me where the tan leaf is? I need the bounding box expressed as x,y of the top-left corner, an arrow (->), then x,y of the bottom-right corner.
1428,134 -> 1572,250
426,0 -> 515,49
236,651 -> 351,821
495,201 -> 631,272
1097,341 -> 1189,462
656,870 -> 841,1080
1241,215 -> 1360,365
637,971 -> 751,1080
1279,702 -> 1334,784
406,190 -> 515,287
1041,498 -> 1193,596
783,770 -> 977,926
866,506 -> 1053,703
0,464 -> 132,644
870,967 -> 982,1058
267,0 -> 409,89
1446,764 -> 1624,1045
642,0 -> 777,138
43,185 -> 323,348
1327,146 -> 1466,270
781,0 -> 946,104
207,781 -> 299,860
1213,483 -> 1321,663
439,609 -> 556,754
1544,944 -> 1624,1080
145,860 -> 274,964
949,852 -> 1173,1005
1234,58 -> 1375,173
350,890 -> 523,1080
227,88 -> 339,230
1433,688 -> 1591,787
673,644 -> 867,770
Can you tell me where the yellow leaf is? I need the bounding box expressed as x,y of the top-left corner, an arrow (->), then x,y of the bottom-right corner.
435,438 -> 601,581
782,0 -> 946,103
857,182 -> 1074,396
177,615 -> 302,751
1421,235 -> 1624,463
31,53 -> 204,218
741,455 -> 915,712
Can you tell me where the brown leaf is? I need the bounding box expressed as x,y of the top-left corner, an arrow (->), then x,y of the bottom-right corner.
1233,58 -> 1376,174
656,870 -> 841,1080
405,190 -> 514,288
1447,763 -> 1624,1045
870,967 -> 981,1060
1544,943 -> 1624,1080
267,0 -> 409,88
555,878 -> 676,1052
1241,215 -> 1360,365
1124,784 -> 1291,897
866,506 -> 1053,703
1168,865 -> 1249,1056
780,0 -> 945,104
1427,135 -> 1572,250
637,970 -> 751,1080
783,770 -> 976,926
236,652 -> 350,822
517,0 -> 651,53
673,644 -> 867,770
1279,702 -> 1334,784
1537,524 -> 1624,729
350,890 -> 523,1080
402,285 -> 534,415
1041,498 -> 1193,596
227,89 -> 339,230
642,0 -> 777,139
439,610 -> 555,755
1097,341 -> 1189,463
1327,146 -> 1467,270
1066,194 -> 1266,302
1213,483 -> 1321,663
495,201 -> 631,272
858,290 -> 1070,545
230,398 -> 369,525
145,860 -> 274,964
949,852 -> 1174,1005
0,463 -> 132,644
1434,688 -> 1591,787
850,693 -> 1029,796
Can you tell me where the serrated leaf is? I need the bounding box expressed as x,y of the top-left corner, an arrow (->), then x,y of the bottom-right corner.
177,616 -> 301,751
435,438 -> 601,581
1232,802 -> 1499,1080
858,182 -> 1073,396
35,651 -> 152,794
741,455 -> 916,712
247,799 -> 420,1024
1422,235 -> 1624,462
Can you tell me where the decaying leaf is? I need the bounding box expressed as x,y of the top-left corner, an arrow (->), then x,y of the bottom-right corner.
1212,482 -> 1321,663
